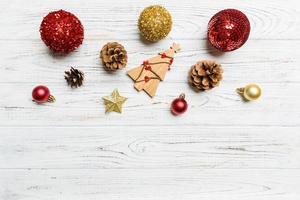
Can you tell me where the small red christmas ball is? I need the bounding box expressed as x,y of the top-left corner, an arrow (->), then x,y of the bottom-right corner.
32,85 -> 53,103
40,10 -> 84,54
208,9 -> 250,52
171,94 -> 188,115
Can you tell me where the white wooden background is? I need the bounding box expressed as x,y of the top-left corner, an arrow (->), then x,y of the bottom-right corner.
1,0 -> 300,199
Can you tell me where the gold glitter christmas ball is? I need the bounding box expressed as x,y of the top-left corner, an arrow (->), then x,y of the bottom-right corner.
138,5 -> 172,42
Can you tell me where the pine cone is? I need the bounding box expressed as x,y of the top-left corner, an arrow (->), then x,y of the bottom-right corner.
100,42 -> 128,71
64,67 -> 84,88
189,60 -> 223,91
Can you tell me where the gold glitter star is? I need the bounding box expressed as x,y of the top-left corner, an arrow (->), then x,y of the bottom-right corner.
102,89 -> 127,113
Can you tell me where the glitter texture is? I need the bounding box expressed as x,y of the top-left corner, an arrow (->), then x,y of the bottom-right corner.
208,9 -> 250,52
40,10 -> 84,54
138,5 -> 172,42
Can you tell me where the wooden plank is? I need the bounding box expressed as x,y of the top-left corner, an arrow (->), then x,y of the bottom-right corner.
1,82 -> 299,126
0,40 -> 299,84
0,169 -> 299,200
0,127 -> 299,169
0,0 -> 299,40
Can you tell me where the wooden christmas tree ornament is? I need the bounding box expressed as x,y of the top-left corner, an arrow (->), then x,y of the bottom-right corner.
127,43 -> 181,98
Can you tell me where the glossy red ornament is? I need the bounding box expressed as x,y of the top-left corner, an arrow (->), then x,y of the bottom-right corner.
32,85 -> 55,103
40,10 -> 84,54
171,94 -> 188,115
208,9 -> 250,52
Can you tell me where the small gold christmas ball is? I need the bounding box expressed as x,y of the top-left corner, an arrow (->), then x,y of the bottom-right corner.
238,84 -> 262,101
138,5 -> 172,42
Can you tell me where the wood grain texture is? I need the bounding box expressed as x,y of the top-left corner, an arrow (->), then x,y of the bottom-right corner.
0,0 -> 300,40
1,0 -> 300,199
1,39 -> 299,126
0,127 -> 299,169
1,169 -> 300,200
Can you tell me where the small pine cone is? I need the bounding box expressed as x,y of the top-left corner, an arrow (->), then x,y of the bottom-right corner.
64,67 -> 84,88
189,60 -> 223,91
100,42 -> 128,71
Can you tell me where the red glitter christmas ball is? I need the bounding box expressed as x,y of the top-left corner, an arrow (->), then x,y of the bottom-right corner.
40,10 -> 84,54
208,9 -> 250,52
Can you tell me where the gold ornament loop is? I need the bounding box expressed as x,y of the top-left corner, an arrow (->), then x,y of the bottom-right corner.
47,95 -> 56,103
236,84 -> 261,101
179,93 -> 186,99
